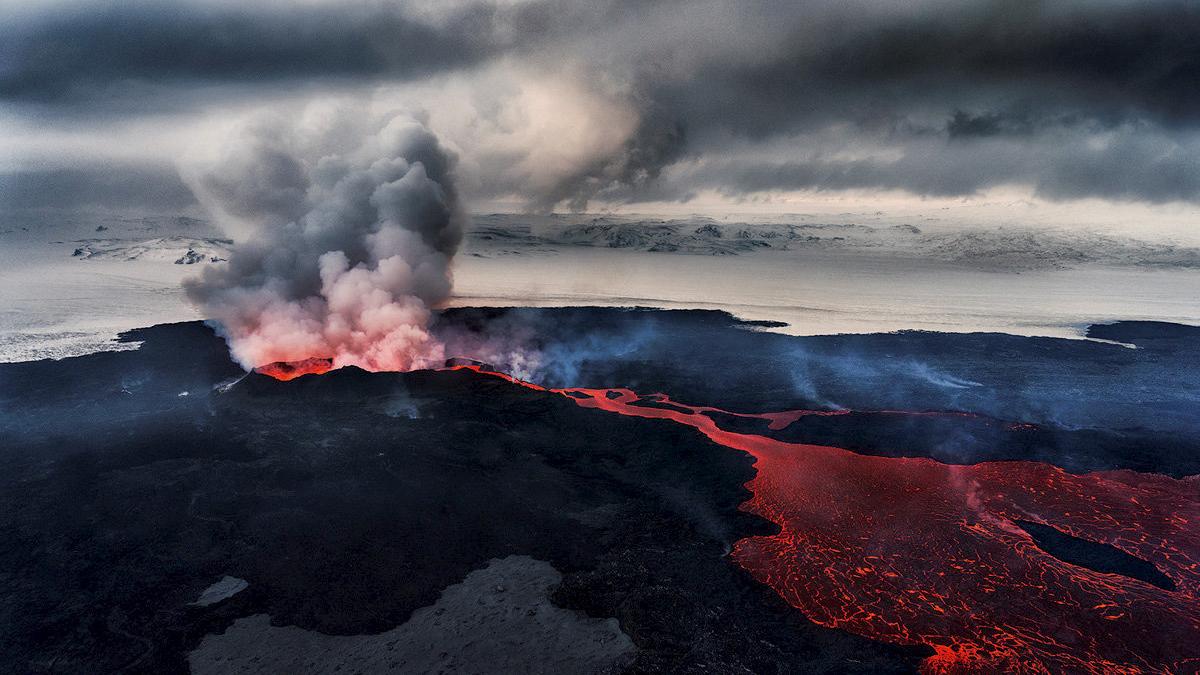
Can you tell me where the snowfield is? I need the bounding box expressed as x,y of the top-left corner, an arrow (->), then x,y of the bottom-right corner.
3,212 -> 1199,362
465,214 -> 1200,271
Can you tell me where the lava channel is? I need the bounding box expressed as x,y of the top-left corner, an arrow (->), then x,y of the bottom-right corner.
267,363 -> 1200,673
453,367 -> 1200,674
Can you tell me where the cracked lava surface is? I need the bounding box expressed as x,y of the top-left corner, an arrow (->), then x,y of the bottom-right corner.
274,364 -> 1200,673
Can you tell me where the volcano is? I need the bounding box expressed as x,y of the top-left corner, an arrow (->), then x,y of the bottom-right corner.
254,357 -> 499,382
1,308 -> 1197,674
253,356 -> 334,381
443,357 -> 499,371
202,314 -> 1200,671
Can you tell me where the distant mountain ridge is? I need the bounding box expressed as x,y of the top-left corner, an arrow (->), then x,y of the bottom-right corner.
465,214 -> 1200,271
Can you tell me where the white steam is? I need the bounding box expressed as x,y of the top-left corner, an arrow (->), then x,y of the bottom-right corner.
182,108 -> 464,372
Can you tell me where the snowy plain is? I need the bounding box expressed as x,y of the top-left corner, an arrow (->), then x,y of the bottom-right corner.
2,213 -> 1199,362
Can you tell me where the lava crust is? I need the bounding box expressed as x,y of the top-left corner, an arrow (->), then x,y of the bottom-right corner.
456,367 -> 1200,673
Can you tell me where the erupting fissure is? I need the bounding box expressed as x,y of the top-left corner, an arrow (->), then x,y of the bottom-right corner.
185,110 -> 464,374
262,363 -> 1200,673
254,357 -> 334,381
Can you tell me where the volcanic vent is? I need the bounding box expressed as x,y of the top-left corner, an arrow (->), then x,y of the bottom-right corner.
253,357 -> 335,381
184,107 -> 465,375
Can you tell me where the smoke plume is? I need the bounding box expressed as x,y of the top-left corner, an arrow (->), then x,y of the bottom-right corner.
183,109 -> 464,372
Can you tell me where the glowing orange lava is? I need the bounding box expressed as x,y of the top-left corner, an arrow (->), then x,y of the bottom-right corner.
450,366 -> 1200,673
255,357 -> 335,381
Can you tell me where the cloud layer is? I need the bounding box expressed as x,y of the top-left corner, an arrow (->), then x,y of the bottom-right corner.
3,0 -> 1200,211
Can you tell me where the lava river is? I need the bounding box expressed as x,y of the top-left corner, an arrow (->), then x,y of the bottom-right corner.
274,364 -> 1200,672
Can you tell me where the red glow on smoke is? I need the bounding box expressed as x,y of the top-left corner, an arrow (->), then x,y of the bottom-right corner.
452,366 -> 1200,673
254,357 -> 335,381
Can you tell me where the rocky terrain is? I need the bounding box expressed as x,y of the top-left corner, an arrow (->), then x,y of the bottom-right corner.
70,235 -> 231,263
2,309 -> 1197,673
466,214 -> 1200,271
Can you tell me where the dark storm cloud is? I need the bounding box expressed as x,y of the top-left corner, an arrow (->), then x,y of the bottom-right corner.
0,2 -> 499,104
658,129 -> 1200,204
946,112 -> 1009,140
578,0 -> 1200,205
3,0 -> 1199,207
0,164 -> 198,212
644,0 -> 1200,139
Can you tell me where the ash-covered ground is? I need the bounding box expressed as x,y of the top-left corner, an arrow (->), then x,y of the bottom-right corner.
1,308 -> 1197,673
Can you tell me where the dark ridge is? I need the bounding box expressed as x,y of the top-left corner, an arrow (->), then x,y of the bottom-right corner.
1086,320 -> 1200,344
703,410 -> 775,434
444,356 -> 496,370
701,408 -> 1200,478
630,397 -> 696,412
737,318 -> 790,328
435,305 -> 760,332
1016,520 -> 1177,592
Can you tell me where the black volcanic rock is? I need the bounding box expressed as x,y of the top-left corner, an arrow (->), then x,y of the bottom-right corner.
2,309 -> 1197,673
0,320 -> 927,674
1016,520 -> 1177,592
444,356 -> 497,370
432,307 -> 1200,475
1086,320 -> 1200,345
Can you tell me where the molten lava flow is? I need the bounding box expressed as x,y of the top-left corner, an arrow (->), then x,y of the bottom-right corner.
255,357 -> 335,381
449,366 -> 1200,673
266,364 -> 1198,671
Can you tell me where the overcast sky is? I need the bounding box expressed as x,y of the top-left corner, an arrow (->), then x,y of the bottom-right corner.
2,0 -> 1199,232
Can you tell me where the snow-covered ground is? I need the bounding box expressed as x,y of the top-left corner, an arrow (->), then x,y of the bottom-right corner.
0,215 -> 220,361
459,215 -> 1200,338
3,212 -> 1199,362
465,214 -> 1200,270
451,248 -> 1200,338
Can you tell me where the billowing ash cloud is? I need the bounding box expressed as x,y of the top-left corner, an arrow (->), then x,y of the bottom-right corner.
182,109 -> 464,372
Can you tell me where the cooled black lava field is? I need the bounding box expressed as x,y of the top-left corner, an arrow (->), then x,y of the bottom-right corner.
2,308 -> 1197,673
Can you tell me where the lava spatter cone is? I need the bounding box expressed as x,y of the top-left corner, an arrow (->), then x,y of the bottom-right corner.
254,357 -> 335,381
